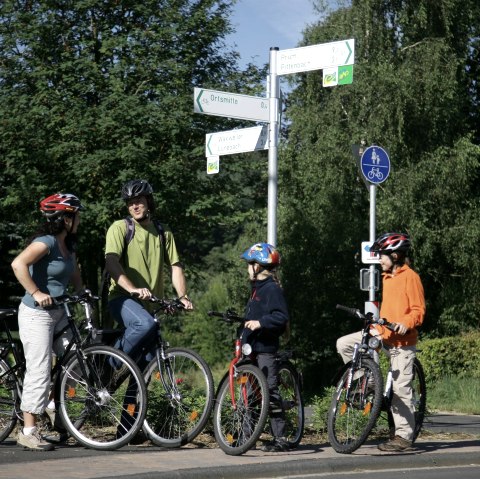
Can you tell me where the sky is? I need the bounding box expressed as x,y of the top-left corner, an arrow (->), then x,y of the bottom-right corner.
225,0 -> 318,68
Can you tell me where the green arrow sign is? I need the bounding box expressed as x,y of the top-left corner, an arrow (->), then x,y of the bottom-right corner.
276,38 -> 355,76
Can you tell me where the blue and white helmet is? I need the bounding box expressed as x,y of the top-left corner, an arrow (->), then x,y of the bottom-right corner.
241,243 -> 280,267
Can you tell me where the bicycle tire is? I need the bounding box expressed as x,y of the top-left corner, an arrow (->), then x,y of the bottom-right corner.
56,344 -> 147,450
412,358 -> 427,441
143,347 -> 214,447
213,363 -> 270,455
278,361 -> 304,448
0,359 -> 18,442
327,357 -> 383,454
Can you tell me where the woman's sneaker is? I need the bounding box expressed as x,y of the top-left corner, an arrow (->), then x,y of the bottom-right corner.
17,429 -> 55,451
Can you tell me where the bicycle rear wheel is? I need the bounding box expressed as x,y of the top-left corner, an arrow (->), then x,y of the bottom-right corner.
56,345 -> 146,450
0,359 -> 18,442
213,363 -> 269,455
327,357 -> 383,454
412,358 -> 427,440
143,347 -> 214,447
278,361 -> 304,448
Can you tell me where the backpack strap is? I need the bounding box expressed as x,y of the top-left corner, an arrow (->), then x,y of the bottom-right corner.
123,216 -> 168,263
124,217 -> 135,245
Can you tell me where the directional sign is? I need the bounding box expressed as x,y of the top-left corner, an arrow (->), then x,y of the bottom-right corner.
360,146 -> 390,184
361,242 -> 381,264
194,88 -> 269,122
206,125 -> 268,157
276,38 -> 355,76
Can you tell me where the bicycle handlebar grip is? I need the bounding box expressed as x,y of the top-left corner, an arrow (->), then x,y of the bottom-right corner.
336,304 -> 362,318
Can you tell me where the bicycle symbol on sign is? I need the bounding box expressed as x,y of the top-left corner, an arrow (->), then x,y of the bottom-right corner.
367,167 -> 384,181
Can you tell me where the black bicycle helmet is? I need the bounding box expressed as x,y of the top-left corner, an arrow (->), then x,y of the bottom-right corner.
371,232 -> 411,254
121,179 -> 153,200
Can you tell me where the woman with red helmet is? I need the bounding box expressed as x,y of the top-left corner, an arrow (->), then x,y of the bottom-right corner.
11,193 -> 85,451
240,242 -> 290,452
336,232 -> 425,452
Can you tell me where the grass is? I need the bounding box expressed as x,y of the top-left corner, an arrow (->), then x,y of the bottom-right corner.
427,375 -> 480,415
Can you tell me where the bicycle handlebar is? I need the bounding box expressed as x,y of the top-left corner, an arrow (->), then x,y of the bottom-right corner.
336,304 -> 397,332
130,292 -> 185,313
34,289 -> 99,307
207,310 -> 246,324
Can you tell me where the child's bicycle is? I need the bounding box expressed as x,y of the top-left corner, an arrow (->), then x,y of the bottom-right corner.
98,294 -> 215,448
0,291 -> 147,450
208,309 -> 304,456
327,304 -> 427,454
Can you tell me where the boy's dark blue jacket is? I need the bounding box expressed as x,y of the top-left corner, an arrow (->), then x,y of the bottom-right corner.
242,276 -> 289,353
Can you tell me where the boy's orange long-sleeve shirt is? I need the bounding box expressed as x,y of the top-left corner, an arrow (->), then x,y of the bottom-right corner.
374,264 -> 426,347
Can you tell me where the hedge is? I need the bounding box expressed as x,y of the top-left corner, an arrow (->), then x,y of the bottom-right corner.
417,332 -> 480,383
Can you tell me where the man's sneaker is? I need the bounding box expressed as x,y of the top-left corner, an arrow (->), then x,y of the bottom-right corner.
42,431 -> 70,444
378,435 -> 413,452
17,429 -> 55,451
261,437 -> 290,452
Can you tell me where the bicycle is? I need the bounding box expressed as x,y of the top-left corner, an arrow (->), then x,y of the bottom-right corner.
208,309 -> 304,455
0,291 -> 147,450
327,304 -> 427,454
99,294 -> 215,448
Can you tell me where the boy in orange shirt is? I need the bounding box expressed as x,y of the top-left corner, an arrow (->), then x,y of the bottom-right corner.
336,232 -> 425,452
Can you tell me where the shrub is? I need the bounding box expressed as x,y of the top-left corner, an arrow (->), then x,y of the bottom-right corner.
417,332 -> 480,383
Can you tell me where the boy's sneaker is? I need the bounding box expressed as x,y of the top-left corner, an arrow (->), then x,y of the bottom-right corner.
261,437 -> 290,452
17,429 -> 55,451
378,435 -> 413,452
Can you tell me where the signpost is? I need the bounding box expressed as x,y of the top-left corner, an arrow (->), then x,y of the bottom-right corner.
194,88 -> 269,122
359,145 -> 391,317
360,145 -> 390,184
194,38 -> 356,246
275,39 -> 355,75
205,125 -> 268,157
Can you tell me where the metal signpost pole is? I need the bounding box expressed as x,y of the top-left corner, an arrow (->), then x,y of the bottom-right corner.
369,184 -> 377,303
267,47 -> 280,247
360,145 -> 391,319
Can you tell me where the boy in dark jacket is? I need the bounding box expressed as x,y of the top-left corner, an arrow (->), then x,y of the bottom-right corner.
241,242 -> 289,452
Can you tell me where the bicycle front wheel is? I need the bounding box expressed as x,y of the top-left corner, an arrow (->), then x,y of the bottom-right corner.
143,347 -> 214,447
0,359 -> 18,443
56,345 -> 147,450
278,361 -> 304,448
213,364 -> 269,455
327,357 -> 383,454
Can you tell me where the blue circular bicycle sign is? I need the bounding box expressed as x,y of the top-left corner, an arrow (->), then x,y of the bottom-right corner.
360,146 -> 390,184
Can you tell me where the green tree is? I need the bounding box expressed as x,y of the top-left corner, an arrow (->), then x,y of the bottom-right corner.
0,1 -> 267,311
278,0 -> 480,390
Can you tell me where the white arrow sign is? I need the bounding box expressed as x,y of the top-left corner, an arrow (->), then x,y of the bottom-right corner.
194,87 -> 269,122
206,125 -> 268,157
276,38 -> 355,75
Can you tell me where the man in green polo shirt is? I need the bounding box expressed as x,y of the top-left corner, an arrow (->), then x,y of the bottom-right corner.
105,179 -> 193,369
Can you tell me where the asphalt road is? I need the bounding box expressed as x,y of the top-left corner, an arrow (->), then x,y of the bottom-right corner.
0,413 -> 478,479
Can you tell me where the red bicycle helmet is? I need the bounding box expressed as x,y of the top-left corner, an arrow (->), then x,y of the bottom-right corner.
40,193 -> 84,219
241,243 -> 280,267
371,232 -> 411,254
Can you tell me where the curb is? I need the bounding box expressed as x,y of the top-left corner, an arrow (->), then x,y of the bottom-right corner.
98,450 -> 480,479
